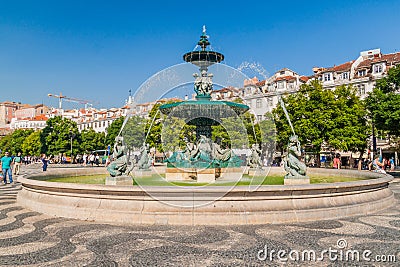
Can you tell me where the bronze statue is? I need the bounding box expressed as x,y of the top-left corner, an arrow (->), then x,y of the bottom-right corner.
107,136 -> 129,177
284,135 -> 307,179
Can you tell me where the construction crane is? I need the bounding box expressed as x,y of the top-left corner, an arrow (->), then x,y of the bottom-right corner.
47,92 -> 95,109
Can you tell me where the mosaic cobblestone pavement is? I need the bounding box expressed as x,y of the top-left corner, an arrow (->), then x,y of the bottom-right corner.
1,166 -> 399,266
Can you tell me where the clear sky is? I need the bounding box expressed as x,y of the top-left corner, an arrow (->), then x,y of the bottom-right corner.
1,0 -> 399,109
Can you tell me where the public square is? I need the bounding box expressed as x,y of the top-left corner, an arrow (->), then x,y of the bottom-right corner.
1,165 -> 399,266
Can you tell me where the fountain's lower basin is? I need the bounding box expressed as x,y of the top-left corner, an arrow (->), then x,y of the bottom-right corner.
17,168 -> 396,225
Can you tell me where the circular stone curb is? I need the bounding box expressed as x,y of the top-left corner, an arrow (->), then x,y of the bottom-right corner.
17,168 -> 397,225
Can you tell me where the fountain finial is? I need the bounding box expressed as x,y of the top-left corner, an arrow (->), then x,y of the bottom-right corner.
198,25 -> 210,51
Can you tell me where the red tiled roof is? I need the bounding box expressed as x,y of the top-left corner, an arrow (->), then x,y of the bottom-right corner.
20,115 -> 48,121
332,61 -> 353,72
299,76 -> 310,82
256,80 -> 266,87
213,87 -> 239,93
275,76 -> 296,82
356,52 -> 400,69
244,77 -> 259,86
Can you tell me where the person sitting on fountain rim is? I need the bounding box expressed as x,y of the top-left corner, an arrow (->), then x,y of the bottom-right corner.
372,154 -> 386,174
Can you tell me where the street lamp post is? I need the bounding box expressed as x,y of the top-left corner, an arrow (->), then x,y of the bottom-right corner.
69,130 -> 76,164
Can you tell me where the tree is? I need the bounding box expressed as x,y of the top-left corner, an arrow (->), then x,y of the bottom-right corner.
366,65 -> 400,136
0,129 -> 34,155
328,85 -> 368,153
41,116 -> 80,156
258,112 -> 277,161
273,81 -> 368,164
121,115 -> 147,150
145,103 -> 163,151
273,80 -> 335,156
80,129 -> 106,153
22,130 -> 42,156
105,116 -> 125,148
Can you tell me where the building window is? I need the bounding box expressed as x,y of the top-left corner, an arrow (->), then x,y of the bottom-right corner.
342,72 -> 349,79
267,98 -> 273,106
280,70 -> 285,75
358,70 -> 366,77
358,84 -> 366,95
373,64 -> 383,73
256,99 -> 262,108
323,73 -> 331,81
288,82 -> 294,89
257,115 -> 262,121
277,82 -> 284,89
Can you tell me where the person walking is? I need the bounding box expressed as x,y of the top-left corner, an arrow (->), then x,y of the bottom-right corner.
13,152 -> 23,175
333,154 -> 341,169
390,157 -> 395,171
41,154 -> 49,171
1,152 -> 14,184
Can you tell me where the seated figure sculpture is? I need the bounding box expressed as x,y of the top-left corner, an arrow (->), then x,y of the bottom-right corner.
193,70 -> 213,96
190,135 -> 213,162
247,143 -> 262,168
137,143 -> 152,170
284,135 -> 307,179
107,136 -> 129,177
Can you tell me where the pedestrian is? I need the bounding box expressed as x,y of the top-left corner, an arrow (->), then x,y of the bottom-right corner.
13,152 -> 23,175
333,154 -> 341,169
89,153 -> 95,166
41,154 -> 49,171
1,152 -> 14,184
95,153 -> 100,166
390,157 -> 395,171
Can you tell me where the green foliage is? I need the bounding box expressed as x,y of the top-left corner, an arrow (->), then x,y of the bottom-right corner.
258,112 -> 277,157
212,117 -> 246,148
366,65 -> 400,136
145,103 -> 162,151
328,85 -> 368,152
80,129 -> 106,153
0,129 -> 34,155
161,117 -> 195,152
273,80 -> 368,154
212,111 -> 261,148
121,115 -> 147,150
105,116 -> 125,147
41,116 -> 80,156
21,131 -> 42,156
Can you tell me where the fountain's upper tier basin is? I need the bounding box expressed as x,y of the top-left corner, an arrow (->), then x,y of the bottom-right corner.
183,51 -> 224,68
159,99 -> 249,122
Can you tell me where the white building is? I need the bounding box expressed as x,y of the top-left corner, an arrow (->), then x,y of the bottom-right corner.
10,115 -> 48,130
313,49 -> 400,98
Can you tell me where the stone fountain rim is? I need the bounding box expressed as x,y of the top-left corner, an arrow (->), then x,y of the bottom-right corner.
18,168 -> 392,193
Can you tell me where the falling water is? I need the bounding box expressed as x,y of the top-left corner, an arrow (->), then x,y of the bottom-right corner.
237,61 -> 296,135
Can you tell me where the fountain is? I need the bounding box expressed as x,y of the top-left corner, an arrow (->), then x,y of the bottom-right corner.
159,27 -> 249,182
15,28 -> 396,226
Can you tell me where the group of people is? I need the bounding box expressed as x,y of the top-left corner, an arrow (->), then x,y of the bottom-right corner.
369,155 -> 395,173
1,152 -> 23,185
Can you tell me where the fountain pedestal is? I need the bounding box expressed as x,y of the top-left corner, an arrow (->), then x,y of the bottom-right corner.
134,169 -> 153,177
165,168 -> 196,181
284,177 -> 310,185
196,168 -> 216,183
105,175 -> 133,186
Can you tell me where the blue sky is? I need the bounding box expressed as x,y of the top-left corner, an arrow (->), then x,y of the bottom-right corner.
1,0 -> 399,109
